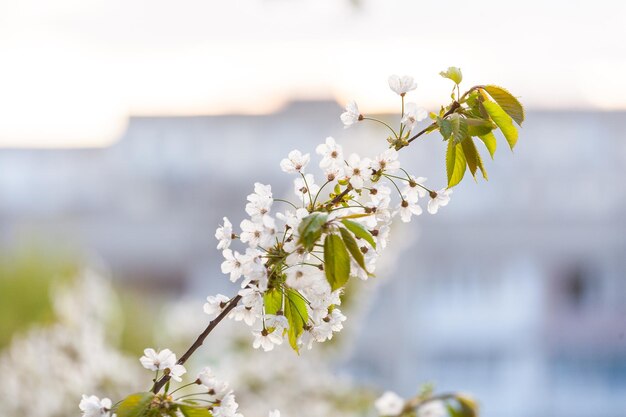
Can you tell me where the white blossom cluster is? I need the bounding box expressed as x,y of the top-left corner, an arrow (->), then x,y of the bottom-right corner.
0,270 -> 142,417
375,391 -> 447,417
207,74 -> 452,353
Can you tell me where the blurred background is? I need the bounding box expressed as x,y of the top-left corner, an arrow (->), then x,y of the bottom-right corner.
1,1 -> 626,417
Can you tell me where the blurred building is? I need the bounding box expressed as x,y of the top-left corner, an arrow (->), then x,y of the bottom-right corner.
1,103 -> 625,417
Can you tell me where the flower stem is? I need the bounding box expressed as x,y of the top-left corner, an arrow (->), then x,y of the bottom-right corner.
362,117 -> 398,138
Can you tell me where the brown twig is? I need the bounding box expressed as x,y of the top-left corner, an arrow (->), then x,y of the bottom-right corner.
151,295 -> 242,394
406,101 -> 461,145
328,185 -> 353,206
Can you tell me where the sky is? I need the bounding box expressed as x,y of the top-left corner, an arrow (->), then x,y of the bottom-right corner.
0,0 -> 625,147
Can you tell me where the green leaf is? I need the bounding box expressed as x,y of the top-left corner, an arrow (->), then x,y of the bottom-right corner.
116,392 -> 154,417
337,212 -> 372,220
263,289 -> 282,315
438,117 -> 452,140
439,66 -> 463,84
297,212 -> 328,251
460,138 -> 478,179
461,138 -> 487,180
456,394 -> 479,417
449,114 -> 469,144
481,98 -> 519,150
340,219 -> 376,249
446,139 -> 467,188
323,233 -> 350,291
466,118 -> 494,137
477,132 -> 497,159
284,288 -> 308,351
483,85 -> 524,126
179,405 -> 213,417
339,227 -> 367,272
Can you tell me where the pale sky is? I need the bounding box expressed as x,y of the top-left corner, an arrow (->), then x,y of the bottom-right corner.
0,0 -> 625,147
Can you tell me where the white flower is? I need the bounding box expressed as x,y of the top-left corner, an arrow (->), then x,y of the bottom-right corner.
345,153 -> 371,189
280,150 -> 310,173
372,224 -> 390,250
402,176 -> 428,203
316,136 -> 344,168
139,348 -> 186,381
246,183 -> 273,219
373,148 -> 401,173
197,368 -> 232,401
340,101 -> 362,128
168,363 -> 187,382
215,217 -> 233,250
196,366 -> 216,386
327,308 -> 346,332
239,248 -> 268,287
265,314 -> 289,330
276,207 -> 309,230
427,188 -> 452,214
204,294 -> 230,318
139,348 -> 176,371
369,184 -> 392,206
417,400 -> 447,417
398,199 -> 422,222
252,329 -> 283,351
294,174 -> 320,202
388,75 -> 417,96
285,265 -> 320,290
240,218 -> 274,248
230,304 -> 260,326
401,102 -> 428,131
79,395 -> 113,417
269,410 -> 281,417
221,249 -> 245,282
323,164 -> 344,182
375,391 -> 405,416
213,393 -> 240,417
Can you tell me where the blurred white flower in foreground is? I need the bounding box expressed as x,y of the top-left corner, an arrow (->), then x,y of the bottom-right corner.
0,270 -> 141,417
375,391 -> 405,416
418,400 -> 447,417
79,395 -> 113,417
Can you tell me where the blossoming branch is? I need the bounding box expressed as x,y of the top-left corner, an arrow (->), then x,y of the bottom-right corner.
80,68 -> 524,417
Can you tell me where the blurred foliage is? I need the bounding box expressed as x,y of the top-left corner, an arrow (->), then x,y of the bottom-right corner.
0,244 -> 162,354
0,246 -> 78,348
117,289 -> 161,354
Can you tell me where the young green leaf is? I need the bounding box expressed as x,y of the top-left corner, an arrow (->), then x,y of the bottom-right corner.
446,139 -> 467,188
340,219 -> 376,249
481,98 -> 519,150
449,113 -> 469,144
477,132 -> 497,159
263,289 -> 282,315
323,233 -> 350,291
116,392 -> 155,417
297,212 -> 328,251
466,118 -> 495,137
439,66 -> 463,84
461,138 -> 487,180
284,288 -> 308,352
179,405 -> 213,417
483,85 -> 524,126
438,117 -> 453,140
460,138 -> 479,179
338,227 -> 367,272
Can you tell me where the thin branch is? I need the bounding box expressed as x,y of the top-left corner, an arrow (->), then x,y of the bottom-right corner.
152,295 -> 242,394
406,101 -> 460,145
